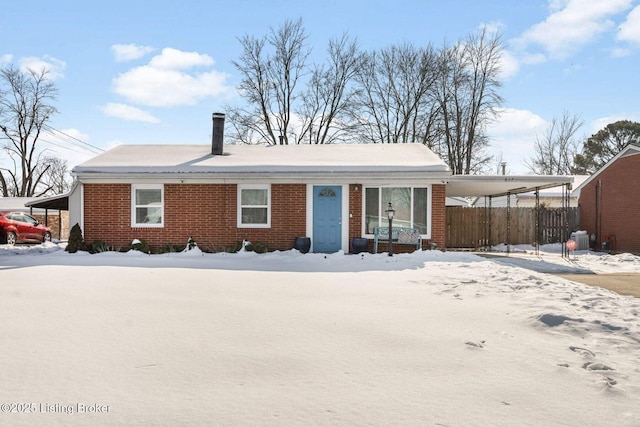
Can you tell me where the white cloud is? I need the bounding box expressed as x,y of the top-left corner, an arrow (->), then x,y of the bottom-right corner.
589,112 -> 640,134
112,48 -> 231,107
18,55 -> 66,80
617,5 -> 640,44
498,50 -> 520,80
520,52 -> 547,65
610,46 -> 633,57
111,44 -> 156,62
514,0 -> 633,58
148,48 -> 214,70
486,108 -> 549,173
479,20 -> 505,35
102,103 -> 160,123
548,0 -> 569,13
1,54 -> 13,64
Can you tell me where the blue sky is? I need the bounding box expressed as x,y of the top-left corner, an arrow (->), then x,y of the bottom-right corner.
2,0 -> 640,174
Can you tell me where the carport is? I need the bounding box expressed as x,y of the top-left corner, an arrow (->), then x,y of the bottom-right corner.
446,175 -> 575,256
24,193 -> 70,241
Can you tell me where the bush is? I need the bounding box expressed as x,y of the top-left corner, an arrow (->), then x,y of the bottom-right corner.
88,240 -> 114,253
185,237 -> 198,251
225,241 -> 244,253
65,223 -> 84,253
158,243 -> 183,254
246,242 -> 269,253
128,239 -> 150,254
225,240 -> 270,254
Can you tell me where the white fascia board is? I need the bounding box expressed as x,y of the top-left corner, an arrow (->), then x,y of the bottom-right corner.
75,171 -> 452,185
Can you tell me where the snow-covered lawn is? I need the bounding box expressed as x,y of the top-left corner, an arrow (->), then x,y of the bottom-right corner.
1,244 -> 639,426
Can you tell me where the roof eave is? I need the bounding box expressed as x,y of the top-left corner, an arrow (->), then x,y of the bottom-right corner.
573,144 -> 640,193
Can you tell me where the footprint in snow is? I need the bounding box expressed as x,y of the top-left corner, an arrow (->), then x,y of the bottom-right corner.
465,341 -> 485,349
569,346 -> 595,357
583,362 -> 614,371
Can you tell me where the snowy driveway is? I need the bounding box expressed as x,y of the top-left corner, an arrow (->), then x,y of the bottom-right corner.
475,251 -> 640,297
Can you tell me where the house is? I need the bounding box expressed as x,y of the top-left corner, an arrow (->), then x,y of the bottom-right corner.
69,114 -> 451,253
574,144 -> 640,253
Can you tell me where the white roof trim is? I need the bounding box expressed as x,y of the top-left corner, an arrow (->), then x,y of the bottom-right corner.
573,144 -> 640,193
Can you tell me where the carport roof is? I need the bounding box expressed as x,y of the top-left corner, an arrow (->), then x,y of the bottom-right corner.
23,193 -> 69,210
446,175 -> 574,198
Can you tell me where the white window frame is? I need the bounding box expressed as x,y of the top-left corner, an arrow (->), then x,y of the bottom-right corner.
362,185 -> 431,238
237,184 -> 271,228
131,184 -> 164,228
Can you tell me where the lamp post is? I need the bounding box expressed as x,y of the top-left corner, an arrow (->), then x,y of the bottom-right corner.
385,202 -> 395,257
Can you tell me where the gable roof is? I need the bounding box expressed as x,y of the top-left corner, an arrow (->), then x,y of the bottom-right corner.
73,143 -> 451,180
573,144 -> 640,194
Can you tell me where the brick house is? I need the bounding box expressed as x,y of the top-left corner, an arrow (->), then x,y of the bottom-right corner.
574,144 -> 640,254
69,114 -> 451,253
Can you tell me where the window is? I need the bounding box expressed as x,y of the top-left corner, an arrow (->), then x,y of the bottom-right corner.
238,185 -> 270,228
364,186 -> 430,236
132,184 -> 163,227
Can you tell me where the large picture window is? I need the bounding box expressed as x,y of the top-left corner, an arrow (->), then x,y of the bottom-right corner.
364,186 -> 430,236
132,184 -> 164,227
238,185 -> 270,228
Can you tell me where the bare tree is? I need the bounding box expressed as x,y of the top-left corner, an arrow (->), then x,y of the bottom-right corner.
38,155 -> 71,195
224,23 -> 506,174
298,34 -> 362,144
228,18 -> 310,145
436,27 -> 504,174
526,111 -> 583,175
0,65 -> 58,197
352,42 -> 441,146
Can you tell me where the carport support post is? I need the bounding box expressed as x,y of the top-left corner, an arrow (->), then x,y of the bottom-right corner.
535,187 -> 540,256
482,196 -> 488,251
562,183 -> 571,259
488,196 -> 493,252
506,192 -> 511,255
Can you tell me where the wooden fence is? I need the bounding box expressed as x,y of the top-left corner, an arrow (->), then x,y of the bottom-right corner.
446,207 -> 579,249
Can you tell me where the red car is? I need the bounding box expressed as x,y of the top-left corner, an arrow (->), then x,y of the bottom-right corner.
0,211 -> 52,245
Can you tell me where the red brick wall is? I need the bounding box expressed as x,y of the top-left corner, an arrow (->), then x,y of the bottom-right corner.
578,152 -> 640,253
430,184 -> 446,249
348,184 -> 363,252
83,182 -> 447,253
83,183 -> 306,252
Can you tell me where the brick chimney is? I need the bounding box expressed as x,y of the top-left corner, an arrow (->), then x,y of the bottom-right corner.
211,112 -> 225,155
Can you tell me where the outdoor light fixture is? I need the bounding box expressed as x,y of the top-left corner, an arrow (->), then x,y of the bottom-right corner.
385,202 -> 395,256
385,202 -> 395,220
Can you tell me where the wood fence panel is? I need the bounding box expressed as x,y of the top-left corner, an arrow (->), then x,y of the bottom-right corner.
446,207 -> 579,249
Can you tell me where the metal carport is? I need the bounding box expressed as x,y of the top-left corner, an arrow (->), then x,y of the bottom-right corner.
445,175 -> 575,256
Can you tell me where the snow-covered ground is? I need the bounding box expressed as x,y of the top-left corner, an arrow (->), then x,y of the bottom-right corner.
1,243 -> 639,426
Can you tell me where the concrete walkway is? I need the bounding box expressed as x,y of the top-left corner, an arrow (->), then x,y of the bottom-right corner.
556,273 -> 640,298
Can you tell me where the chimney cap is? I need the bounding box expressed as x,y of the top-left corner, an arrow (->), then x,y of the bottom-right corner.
212,112 -> 225,119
